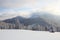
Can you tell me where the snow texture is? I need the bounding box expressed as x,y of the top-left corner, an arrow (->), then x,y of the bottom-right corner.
0,30 -> 60,40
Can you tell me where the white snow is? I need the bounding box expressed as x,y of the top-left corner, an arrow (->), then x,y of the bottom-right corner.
0,30 -> 60,40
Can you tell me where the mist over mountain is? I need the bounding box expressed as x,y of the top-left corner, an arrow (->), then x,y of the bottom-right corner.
3,12 -> 60,27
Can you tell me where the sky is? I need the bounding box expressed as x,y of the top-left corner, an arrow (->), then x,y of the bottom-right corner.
0,0 -> 60,20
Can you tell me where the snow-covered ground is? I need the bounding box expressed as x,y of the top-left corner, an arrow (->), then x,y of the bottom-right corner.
0,30 -> 60,40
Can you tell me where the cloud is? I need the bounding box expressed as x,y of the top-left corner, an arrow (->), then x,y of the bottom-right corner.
0,9 -> 17,20
0,0 -> 37,8
0,9 -> 32,20
18,11 -> 31,18
0,0 -> 25,8
0,0 -> 60,20
29,0 -> 60,15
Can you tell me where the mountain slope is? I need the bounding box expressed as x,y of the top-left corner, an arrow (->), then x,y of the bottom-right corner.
3,16 -> 50,27
3,12 -> 60,27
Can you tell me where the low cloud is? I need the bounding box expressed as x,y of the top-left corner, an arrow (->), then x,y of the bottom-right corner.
0,0 -> 60,20
0,9 -> 31,20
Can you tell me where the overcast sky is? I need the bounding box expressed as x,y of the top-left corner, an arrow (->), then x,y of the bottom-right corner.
0,0 -> 60,20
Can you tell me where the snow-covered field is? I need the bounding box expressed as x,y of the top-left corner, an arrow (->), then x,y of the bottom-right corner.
0,30 -> 60,40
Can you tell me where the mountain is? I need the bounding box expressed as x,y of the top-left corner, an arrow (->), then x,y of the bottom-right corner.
3,16 -> 50,27
30,12 -> 60,26
3,12 -> 60,27
3,16 -> 27,24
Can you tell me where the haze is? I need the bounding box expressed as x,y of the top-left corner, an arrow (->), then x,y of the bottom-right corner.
0,0 -> 60,20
